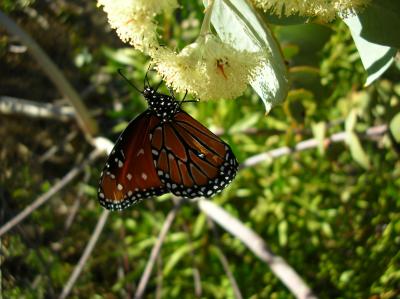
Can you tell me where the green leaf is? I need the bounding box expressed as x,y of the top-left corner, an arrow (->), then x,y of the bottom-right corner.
164,241 -> 202,276
347,132 -> 371,169
228,113 -> 261,134
311,121 -> 326,155
345,109 -> 357,133
343,14 -> 396,86
358,0 -> 400,49
278,220 -> 288,246
390,112 -> 400,143
204,0 -> 289,112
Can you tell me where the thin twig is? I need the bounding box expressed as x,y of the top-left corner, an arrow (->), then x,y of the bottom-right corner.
39,131 -> 78,163
198,199 -> 317,299
134,199 -> 185,299
155,255 -> 163,299
58,209 -> 110,299
240,124 -> 387,169
0,149 -> 102,237
207,218 -> 243,299
0,10 -> 98,138
172,197 -> 202,297
0,96 -> 75,121
182,222 -> 202,297
64,170 -> 91,232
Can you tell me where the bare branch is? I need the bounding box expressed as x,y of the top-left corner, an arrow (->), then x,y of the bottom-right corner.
0,96 -> 75,121
198,199 -> 317,299
58,209 -> 110,299
0,11 -> 98,138
0,149 -> 102,237
208,218 -> 243,299
134,199 -> 185,299
240,124 -> 387,169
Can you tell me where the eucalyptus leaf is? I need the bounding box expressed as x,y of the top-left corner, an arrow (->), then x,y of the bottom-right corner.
203,0 -> 289,112
347,132 -> 371,169
164,241 -> 202,276
343,14 -> 396,86
345,110 -> 357,133
358,0 -> 400,49
389,112 -> 400,143
311,122 -> 326,155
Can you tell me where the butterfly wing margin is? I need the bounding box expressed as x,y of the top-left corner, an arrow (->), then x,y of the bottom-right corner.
150,111 -> 238,198
98,112 -> 167,211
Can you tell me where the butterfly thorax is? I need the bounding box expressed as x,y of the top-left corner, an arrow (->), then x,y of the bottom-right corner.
143,87 -> 180,123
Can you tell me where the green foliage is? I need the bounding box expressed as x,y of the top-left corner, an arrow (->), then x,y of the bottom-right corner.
1,1 -> 399,299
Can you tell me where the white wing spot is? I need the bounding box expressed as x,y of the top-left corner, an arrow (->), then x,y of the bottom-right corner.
141,172 -> 148,180
117,184 -> 123,191
127,173 -> 132,181
99,192 -> 104,198
137,148 -> 145,157
118,160 -> 123,168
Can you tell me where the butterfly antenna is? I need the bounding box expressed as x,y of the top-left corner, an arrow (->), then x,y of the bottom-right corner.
144,64 -> 152,87
181,90 -> 199,104
118,69 -> 142,94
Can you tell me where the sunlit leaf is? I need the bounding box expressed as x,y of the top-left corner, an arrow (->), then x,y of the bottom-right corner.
343,14 -> 396,86
311,121 -> 326,155
347,132 -> 371,169
390,112 -> 400,143
357,0 -> 400,49
164,241 -> 202,276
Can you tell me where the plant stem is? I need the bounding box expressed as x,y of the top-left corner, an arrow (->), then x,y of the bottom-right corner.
200,0 -> 215,36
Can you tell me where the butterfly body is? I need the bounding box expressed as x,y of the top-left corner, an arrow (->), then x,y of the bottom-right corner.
98,85 -> 238,211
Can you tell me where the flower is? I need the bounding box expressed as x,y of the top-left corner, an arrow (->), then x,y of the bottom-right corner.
97,0 -> 179,51
151,34 -> 264,100
251,0 -> 370,21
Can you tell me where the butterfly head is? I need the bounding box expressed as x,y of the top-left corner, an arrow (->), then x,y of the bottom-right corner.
143,87 -> 180,123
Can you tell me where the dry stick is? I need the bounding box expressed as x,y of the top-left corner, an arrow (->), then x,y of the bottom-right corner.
181,223 -> 202,297
134,200 -> 185,299
207,218 -> 243,299
240,124 -> 387,169
199,199 -> 317,299
172,197 -> 202,297
0,96 -> 75,121
155,255 -> 163,299
58,209 -> 110,299
64,170 -> 92,231
0,11 -> 97,138
0,149 -> 102,237
40,131 -> 78,163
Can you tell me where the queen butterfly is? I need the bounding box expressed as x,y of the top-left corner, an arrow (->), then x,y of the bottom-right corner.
98,71 -> 238,211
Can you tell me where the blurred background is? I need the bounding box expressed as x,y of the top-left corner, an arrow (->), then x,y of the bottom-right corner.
1,0 -> 399,298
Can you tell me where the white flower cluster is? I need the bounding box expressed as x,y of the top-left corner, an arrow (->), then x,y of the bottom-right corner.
97,0 -> 178,52
98,0 -> 264,100
152,35 -> 263,100
252,0 -> 370,21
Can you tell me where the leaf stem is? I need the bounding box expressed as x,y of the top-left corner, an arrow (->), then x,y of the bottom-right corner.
200,0 -> 215,36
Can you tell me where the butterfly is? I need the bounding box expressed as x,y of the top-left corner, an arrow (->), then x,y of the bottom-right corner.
98,70 -> 238,211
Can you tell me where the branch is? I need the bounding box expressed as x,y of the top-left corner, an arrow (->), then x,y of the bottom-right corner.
240,124 -> 387,169
199,199 -> 317,299
58,210 -> 110,299
208,218 -> 243,299
0,149 -> 102,237
0,10 -> 98,138
0,96 -> 75,121
134,199 -> 185,299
